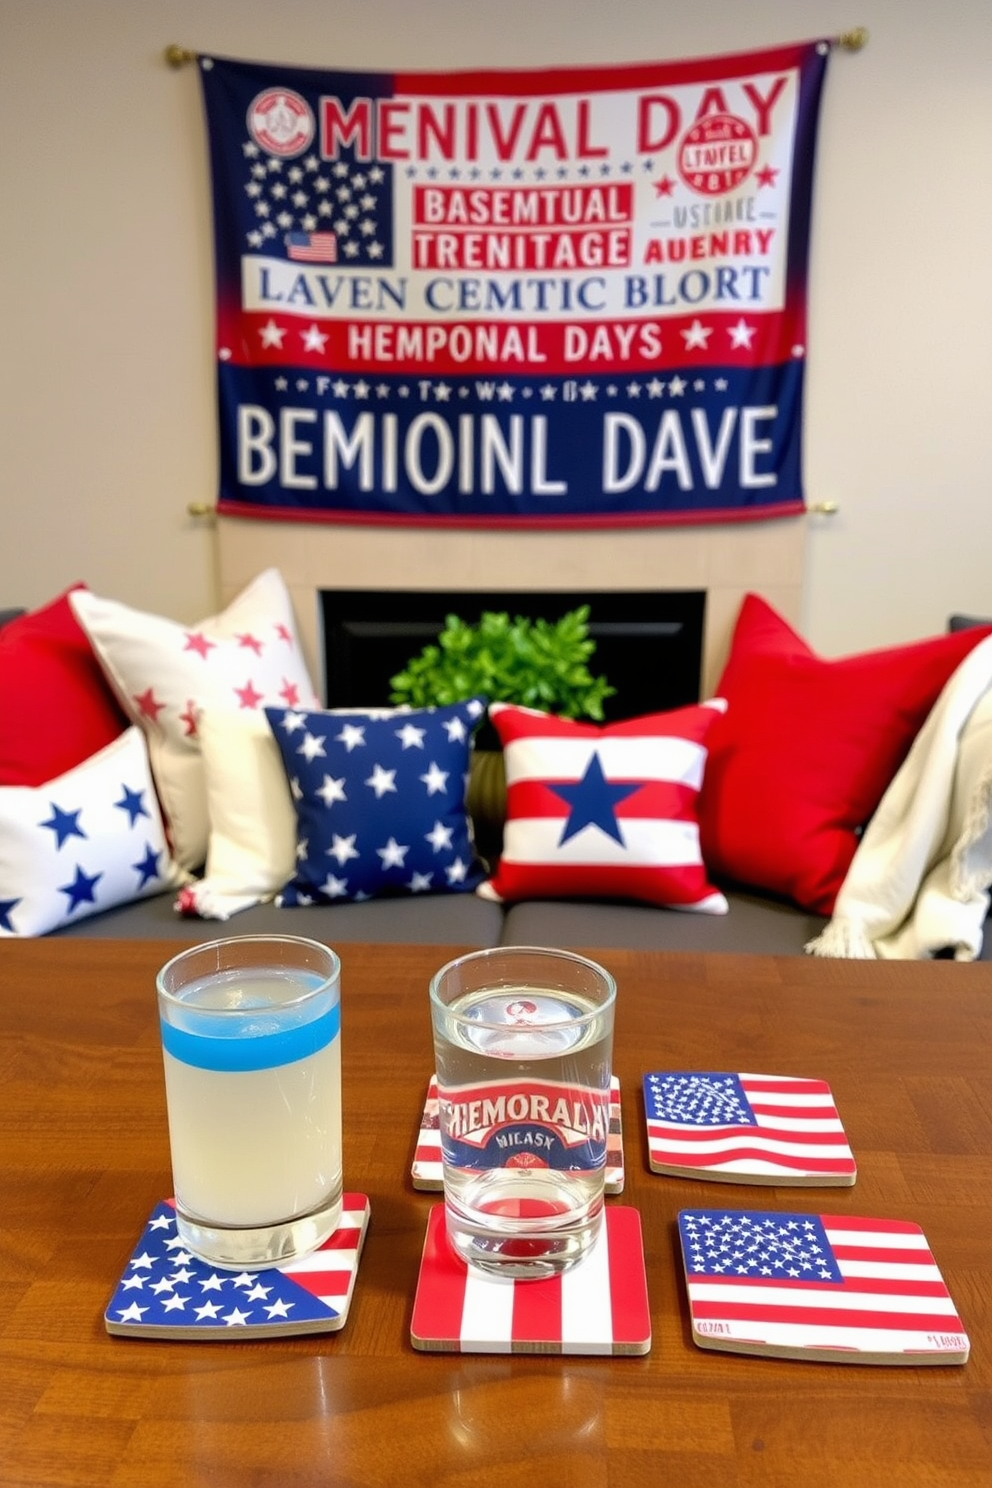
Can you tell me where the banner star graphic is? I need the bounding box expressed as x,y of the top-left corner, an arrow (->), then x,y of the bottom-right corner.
550,752 -> 640,846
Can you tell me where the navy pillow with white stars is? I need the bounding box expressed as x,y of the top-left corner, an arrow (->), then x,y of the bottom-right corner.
265,698 -> 487,905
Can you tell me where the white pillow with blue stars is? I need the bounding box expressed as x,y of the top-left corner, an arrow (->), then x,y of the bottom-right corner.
265,698 -> 486,905
0,727 -> 183,937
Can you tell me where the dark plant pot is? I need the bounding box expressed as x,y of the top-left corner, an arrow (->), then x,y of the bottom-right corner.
467,747 -> 506,868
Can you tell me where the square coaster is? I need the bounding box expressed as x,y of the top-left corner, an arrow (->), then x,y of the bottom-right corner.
104,1193 -> 370,1340
678,1208 -> 969,1365
413,1075 -> 625,1193
644,1071 -> 857,1185
411,1203 -> 651,1356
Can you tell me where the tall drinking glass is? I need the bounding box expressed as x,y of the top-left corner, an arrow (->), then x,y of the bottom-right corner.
430,945 -> 616,1279
156,935 -> 342,1269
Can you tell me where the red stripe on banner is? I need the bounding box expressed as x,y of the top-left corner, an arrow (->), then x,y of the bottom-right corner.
393,42 -> 820,98
215,498 -> 807,530
220,308 -> 806,377
606,1208 -> 651,1347
510,1272 -> 563,1346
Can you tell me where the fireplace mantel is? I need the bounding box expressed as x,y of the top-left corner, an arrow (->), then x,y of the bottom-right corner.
215,518 -> 805,703
319,587 -> 705,718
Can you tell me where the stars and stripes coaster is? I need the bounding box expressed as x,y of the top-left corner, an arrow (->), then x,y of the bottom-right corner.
104,1194 -> 370,1340
412,1075 -> 625,1193
644,1071 -> 857,1185
411,1203 -> 650,1355
678,1209 -> 969,1365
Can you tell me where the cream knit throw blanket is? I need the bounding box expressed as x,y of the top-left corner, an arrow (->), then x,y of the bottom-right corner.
807,633 -> 992,961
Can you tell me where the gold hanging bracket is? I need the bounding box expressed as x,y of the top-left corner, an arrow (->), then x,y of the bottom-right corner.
165,44 -> 198,68
186,502 -> 216,518
809,501 -> 840,516
835,27 -> 869,51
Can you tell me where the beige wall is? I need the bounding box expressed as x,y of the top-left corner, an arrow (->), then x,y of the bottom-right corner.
3,0 -> 990,673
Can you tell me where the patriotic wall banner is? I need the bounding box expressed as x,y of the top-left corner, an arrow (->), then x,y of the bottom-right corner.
196,41 -> 832,527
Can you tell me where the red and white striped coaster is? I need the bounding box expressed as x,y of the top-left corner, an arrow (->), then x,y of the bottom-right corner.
412,1075 -> 625,1192
411,1203 -> 651,1355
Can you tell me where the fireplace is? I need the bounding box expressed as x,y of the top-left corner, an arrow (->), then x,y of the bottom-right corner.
318,588 -> 706,719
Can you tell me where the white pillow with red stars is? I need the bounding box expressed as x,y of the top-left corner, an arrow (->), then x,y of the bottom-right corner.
70,570 -> 319,872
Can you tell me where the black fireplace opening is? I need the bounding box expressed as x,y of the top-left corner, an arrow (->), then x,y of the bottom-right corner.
318,588 -> 705,721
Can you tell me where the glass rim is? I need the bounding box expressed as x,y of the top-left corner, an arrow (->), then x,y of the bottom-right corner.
156,934 -> 340,1015
429,944 -> 616,1031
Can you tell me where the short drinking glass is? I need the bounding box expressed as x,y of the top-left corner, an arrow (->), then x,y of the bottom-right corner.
156,934 -> 342,1269
430,945 -> 616,1279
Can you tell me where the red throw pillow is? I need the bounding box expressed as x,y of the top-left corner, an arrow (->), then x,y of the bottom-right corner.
479,700 -> 728,912
698,594 -> 992,914
0,585 -> 129,786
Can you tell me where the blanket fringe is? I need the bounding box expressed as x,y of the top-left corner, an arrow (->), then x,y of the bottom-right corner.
805,918 -> 878,959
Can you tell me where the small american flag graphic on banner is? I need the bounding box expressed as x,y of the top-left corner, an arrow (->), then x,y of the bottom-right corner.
678,1209 -> 970,1364
285,230 -> 338,263
411,1204 -> 650,1355
644,1071 -> 857,1185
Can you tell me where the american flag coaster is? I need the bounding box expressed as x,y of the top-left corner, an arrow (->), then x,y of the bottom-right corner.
678,1209 -> 969,1366
412,1075 -> 625,1193
104,1193 -> 370,1340
410,1203 -> 650,1356
644,1071 -> 857,1185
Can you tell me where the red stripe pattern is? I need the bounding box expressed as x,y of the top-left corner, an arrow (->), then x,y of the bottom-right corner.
411,1204 -> 651,1355
479,701 -> 728,911
645,1070 -> 857,1185
679,1210 -> 969,1363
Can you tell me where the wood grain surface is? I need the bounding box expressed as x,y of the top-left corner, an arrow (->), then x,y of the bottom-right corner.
1,939 -> 990,1488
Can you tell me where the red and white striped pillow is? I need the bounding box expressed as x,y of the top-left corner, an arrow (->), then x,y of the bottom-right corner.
478,700 -> 728,913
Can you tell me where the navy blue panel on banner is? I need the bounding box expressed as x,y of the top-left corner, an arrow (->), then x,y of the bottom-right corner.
196,43 -> 831,527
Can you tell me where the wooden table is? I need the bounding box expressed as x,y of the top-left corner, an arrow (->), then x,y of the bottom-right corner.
1,940 -> 990,1488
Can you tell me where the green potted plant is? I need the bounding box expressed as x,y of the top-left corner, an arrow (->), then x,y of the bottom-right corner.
389,605 -> 615,863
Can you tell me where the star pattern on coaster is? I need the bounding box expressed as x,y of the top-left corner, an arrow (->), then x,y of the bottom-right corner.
105,1195 -> 370,1340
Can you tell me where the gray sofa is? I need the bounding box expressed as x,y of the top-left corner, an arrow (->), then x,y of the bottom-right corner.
47,873 -> 831,953
3,603 -> 986,958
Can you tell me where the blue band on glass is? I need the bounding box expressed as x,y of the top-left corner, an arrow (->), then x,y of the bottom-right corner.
161,1003 -> 340,1072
